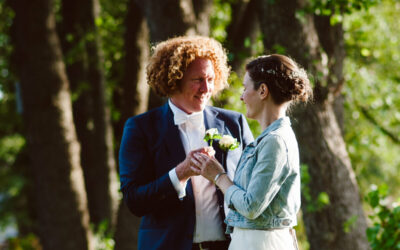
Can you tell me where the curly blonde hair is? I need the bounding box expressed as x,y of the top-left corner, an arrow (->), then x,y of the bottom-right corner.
146,36 -> 230,97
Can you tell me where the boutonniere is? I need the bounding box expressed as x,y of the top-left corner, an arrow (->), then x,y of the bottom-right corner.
218,134 -> 239,152
204,128 -> 239,152
204,128 -> 222,146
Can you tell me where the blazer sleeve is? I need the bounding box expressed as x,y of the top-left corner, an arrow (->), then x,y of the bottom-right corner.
119,117 -> 180,217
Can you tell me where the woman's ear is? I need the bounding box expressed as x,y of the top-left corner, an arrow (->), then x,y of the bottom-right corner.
259,83 -> 268,99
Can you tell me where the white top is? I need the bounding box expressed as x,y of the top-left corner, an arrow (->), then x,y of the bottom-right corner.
168,100 -> 226,243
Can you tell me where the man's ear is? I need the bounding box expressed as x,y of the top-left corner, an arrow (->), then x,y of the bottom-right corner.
259,83 -> 268,99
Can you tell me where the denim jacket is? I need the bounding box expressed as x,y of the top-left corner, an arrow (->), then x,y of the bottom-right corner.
224,117 -> 301,232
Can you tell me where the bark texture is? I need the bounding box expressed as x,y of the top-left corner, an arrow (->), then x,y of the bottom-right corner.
113,1 -> 149,248
226,0 -> 260,75
11,0 -> 93,248
113,0 -> 150,145
258,0 -> 370,249
60,0 -> 119,228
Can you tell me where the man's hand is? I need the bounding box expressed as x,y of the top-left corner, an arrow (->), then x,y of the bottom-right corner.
175,147 -> 215,182
190,153 -> 224,183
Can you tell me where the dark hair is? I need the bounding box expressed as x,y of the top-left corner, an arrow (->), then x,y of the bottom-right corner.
245,54 -> 312,105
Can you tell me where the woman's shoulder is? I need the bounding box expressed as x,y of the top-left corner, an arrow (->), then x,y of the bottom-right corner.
258,126 -> 297,154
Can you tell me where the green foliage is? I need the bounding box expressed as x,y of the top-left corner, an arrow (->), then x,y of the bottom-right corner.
0,1 -> 28,242
301,164 -> 330,212
294,0 -> 380,27
92,220 -> 115,250
210,0 -> 232,43
0,2 -> 20,136
97,0 -> 128,107
343,215 -> 358,233
6,233 -> 41,250
310,0 -> 379,14
294,214 -> 310,250
343,0 -> 400,198
366,184 -> 400,249
213,72 -> 261,137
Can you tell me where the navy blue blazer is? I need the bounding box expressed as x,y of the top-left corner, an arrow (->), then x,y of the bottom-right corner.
119,103 -> 254,250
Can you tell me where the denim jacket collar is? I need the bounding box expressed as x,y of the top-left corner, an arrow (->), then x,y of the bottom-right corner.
253,116 -> 291,146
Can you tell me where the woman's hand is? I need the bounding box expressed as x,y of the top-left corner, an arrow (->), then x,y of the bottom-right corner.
190,153 -> 225,183
176,147 -> 215,182
191,152 -> 234,193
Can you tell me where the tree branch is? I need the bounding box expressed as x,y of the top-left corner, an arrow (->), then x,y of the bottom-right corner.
359,106 -> 400,144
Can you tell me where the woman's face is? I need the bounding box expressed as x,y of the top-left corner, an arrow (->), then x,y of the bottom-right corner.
241,72 -> 262,119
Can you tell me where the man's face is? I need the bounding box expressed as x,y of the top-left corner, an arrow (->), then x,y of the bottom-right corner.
170,58 -> 215,114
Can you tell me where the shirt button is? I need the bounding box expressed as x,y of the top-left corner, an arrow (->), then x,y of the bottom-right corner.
282,219 -> 290,226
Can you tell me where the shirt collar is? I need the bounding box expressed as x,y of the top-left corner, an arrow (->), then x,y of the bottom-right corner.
253,116 -> 291,146
168,99 -> 204,126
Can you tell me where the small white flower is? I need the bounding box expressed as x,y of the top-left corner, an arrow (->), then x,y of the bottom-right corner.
204,128 -> 222,146
219,135 -> 235,147
219,134 -> 239,151
205,128 -> 219,138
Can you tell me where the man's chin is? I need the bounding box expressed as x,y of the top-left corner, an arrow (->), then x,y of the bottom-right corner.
193,101 -> 207,111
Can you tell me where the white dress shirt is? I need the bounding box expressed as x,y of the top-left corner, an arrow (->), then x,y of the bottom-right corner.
168,100 -> 226,243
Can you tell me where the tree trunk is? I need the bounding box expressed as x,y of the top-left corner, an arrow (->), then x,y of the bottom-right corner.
313,14 -> 346,135
258,0 -> 370,249
225,0 -> 260,75
60,0 -> 119,229
114,202 -> 142,250
11,0 -> 93,249
135,0 -> 213,109
113,1 -> 149,249
192,0 -> 213,36
113,0 -> 150,145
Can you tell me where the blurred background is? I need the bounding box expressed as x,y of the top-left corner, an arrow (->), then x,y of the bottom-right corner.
0,0 -> 399,249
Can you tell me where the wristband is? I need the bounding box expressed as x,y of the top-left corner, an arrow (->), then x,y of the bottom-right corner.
214,172 -> 227,184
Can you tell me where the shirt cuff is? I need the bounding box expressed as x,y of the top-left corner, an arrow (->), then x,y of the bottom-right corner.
169,168 -> 187,199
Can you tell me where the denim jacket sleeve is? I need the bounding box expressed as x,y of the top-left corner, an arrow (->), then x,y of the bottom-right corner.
225,134 -> 290,220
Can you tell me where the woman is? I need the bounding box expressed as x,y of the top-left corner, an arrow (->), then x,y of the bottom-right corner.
191,54 -> 312,250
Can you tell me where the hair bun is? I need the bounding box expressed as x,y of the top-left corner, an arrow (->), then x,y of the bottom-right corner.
246,54 -> 313,104
290,74 -> 312,102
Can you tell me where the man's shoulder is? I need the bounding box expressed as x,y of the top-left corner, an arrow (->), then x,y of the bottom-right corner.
126,105 -> 165,126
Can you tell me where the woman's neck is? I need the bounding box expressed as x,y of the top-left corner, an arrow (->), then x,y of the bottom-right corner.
258,103 -> 287,131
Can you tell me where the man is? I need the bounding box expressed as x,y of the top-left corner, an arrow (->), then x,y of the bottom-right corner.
119,36 -> 254,250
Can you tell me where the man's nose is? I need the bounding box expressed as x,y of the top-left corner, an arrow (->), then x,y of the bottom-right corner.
199,80 -> 212,92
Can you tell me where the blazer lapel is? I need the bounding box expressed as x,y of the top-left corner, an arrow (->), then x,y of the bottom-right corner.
160,103 -> 186,168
